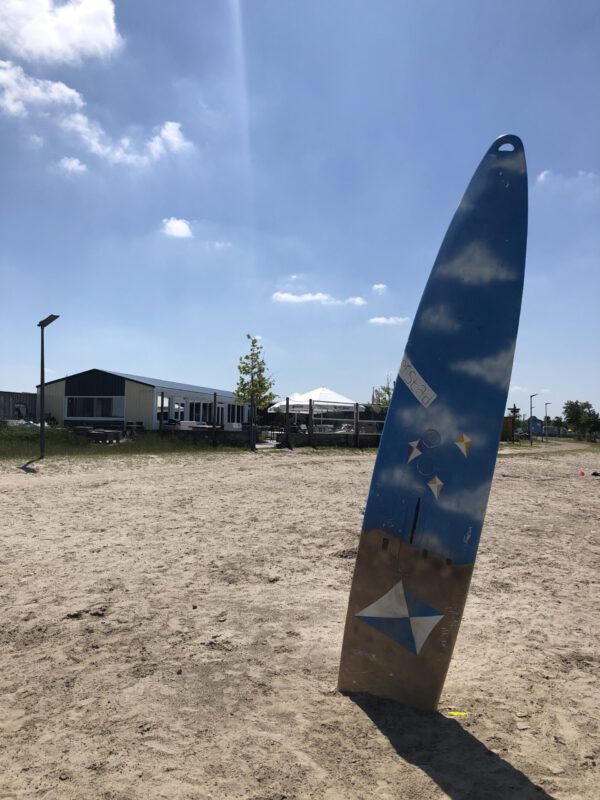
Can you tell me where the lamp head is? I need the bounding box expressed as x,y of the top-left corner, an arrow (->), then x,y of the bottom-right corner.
38,314 -> 60,328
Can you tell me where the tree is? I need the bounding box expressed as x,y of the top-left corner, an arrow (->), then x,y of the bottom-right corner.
371,375 -> 394,410
551,415 -> 564,428
235,334 -> 276,411
562,400 -> 599,438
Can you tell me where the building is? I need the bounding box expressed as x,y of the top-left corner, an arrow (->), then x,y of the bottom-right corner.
0,391 -> 37,420
38,369 -> 249,431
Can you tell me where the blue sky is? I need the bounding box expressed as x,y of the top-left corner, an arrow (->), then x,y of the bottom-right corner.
1,0 -> 598,418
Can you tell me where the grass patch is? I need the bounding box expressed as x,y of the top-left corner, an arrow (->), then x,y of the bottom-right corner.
0,427 -> 245,461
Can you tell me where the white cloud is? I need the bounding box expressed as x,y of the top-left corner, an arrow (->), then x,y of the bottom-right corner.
536,169 -> 552,184
162,217 -> 193,238
510,385 -> 529,393
58,155 -> 86,173
0,0 -> 122,64
60,111 -> 110,155
419,304 -> 461,333
273,291 -> 328,304
203,240 -> 232,250
438,241 -> 518,285
372,283 -> 388,294
536,168 -> 600,185
147,121 -> 194,159
0,60 -> 194,168
0,59 -> 83,116
277,273 -> 307,292
60,113 -> 193,166
450,344 -> 516,388
395,399 -> 493,453
437,481 -> 492,521
379,464 -> 422,492
368,316 -> 409,326
272,291 -> 366,306
535,168 -> 600,202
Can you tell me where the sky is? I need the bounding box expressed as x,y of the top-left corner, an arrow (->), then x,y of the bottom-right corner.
1,0 -> 598,419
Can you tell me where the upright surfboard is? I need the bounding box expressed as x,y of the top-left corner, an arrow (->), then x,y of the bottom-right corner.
339,134 -> 528,711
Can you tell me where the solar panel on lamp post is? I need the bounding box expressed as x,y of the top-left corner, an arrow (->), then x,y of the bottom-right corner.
37,314 -> 59,459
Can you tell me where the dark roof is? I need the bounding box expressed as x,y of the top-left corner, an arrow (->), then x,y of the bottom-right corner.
40,368 -> 237,398
112,371 -> 236,397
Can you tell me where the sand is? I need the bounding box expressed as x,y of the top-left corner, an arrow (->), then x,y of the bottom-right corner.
1,444 -> 598,799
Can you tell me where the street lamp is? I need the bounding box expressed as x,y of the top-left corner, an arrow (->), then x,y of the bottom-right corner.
529,393 -> 538,447
508,404 -> 520,443
544,402 -> 552,442
38,314 -> 59,459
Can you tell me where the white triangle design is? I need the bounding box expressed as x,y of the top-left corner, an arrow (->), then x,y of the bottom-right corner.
427,476 -> 444,499
356,580 -> 409,619
409,615 -> 444,654
407,440 -> 422,463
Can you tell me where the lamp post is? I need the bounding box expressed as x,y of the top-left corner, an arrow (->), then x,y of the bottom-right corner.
508,404 -> 520,443
38,314 -> 59,459
544,402 -> 552,442
529,393 -> 538,447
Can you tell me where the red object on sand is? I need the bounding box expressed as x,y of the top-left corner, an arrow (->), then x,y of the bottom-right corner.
579,469 -> 586,476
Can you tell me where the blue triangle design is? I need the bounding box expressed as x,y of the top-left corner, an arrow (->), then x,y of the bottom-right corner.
358,616 -> 417,655
404,587 -> 442,618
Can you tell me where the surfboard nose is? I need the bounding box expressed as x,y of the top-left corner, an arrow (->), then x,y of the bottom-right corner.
492,133 -> 524,152
484,134 -> 527,175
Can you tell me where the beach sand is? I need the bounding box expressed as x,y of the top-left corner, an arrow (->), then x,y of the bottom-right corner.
1,445 -> 598,799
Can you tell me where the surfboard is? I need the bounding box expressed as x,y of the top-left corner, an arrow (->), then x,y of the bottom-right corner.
338,134 -> 528,711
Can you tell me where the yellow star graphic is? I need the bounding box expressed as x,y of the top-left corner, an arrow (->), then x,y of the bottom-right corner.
454,434 -> 472,457
427,475 -> 444,499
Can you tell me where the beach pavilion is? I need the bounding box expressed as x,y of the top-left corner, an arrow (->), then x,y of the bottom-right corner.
267,387 -> 365,415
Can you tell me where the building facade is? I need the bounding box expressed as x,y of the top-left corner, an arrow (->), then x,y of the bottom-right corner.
39,369 -> 249,431
0,391 -> 37,420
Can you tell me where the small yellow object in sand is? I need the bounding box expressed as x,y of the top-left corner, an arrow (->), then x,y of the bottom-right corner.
447,711 -> 468,717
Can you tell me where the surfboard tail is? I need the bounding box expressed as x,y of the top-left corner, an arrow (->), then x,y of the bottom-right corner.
338,529 -> 475,710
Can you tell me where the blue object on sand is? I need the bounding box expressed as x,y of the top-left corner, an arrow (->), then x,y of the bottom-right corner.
339,134 -> 528,710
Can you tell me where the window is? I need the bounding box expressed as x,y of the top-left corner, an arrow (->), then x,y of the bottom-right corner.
82,398 -> 94,416
66,397 -> 113,417
202,403 -> 212,425
156,395 -> 169,422
98,398 -> 112,417
191,401 -> 205,422
227,404 -> 244,423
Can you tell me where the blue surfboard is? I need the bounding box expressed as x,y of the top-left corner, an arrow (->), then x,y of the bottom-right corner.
338,134 -> 528,710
